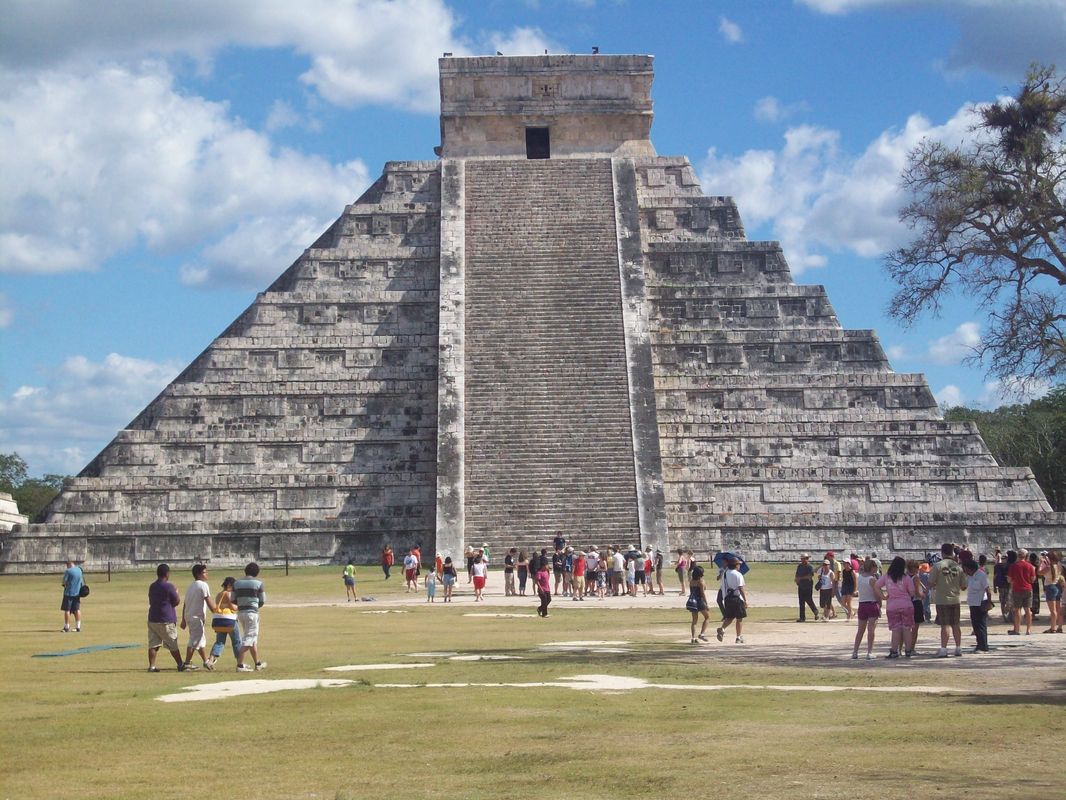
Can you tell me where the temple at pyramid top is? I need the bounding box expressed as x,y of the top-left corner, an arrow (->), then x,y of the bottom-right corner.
438,55 -> 656,158
3,52 -> 1063,573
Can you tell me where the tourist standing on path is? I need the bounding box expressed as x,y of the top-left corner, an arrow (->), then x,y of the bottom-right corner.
234,562 -> 266,673
441,557 -> 457,602
535,560 -> 552,617
1007,548 -> 1036,635
929,542 -> 967,657
839,561 -> 856,620
963,559 -> 992,653
654,549 -> 665,595
435,552 -> 444,581
516,550 -> 529,596
147,563 -> 185,672
675,549 -> 688,595
471,553 -> 487,601
572,551 -> 586,601
1028,551 -> 1042,620
181,563 -> 219,671
343,560 -> 358,602
504,548 -> 517,597
687,565 -> 711,643
465,545 -> 475,583
563,547 -> 575,597
1039,550 -> 1064,633
552,547 -> 565,596
816,559 -> 837,620
715,556 -> 747,644
61,559 -> 84,633
905,560 -> 925,657
207,576 -> 240,668
424,569 -> 437,602
852,559 -> 881,660
795,553 -> 818,622
875,557 -> 915,659
404,549 -> 419,593
381,545 -> 394,580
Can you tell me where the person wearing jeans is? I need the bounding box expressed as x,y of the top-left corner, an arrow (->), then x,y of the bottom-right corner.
963,559 -> 992,653
208,576 -> 242,667
795,553 -> 818,622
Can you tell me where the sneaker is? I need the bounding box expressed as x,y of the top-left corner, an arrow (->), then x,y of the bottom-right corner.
183,663 -> 199,671
735,636 -> 744,644
148,667 -> 160,673
851,652 -> 858,660
177,663 -> 187,672
255,661 -> 267,671
954,647 -> 962,657
886,652 -> 899,659
61,627 -> 68,633
716,628 -> 724,642
202,660 -> 214,671
691,638 -> 699,644
935,648 -> 948,658
74,628 -> 81,633
698,634 -> 709,642
865,653 -> 873,660
236,664 -> 254,672
904,650 -> 912,659
1007,630 -> 1020,635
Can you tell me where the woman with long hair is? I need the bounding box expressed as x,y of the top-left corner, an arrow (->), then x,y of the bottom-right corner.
441,557 -> 458,603
852,559 -> 881,660
1040,550 -> 1064,633
686,565 -> 711,643
675,549 -> 688,595
516,550 -> 529,596
875,556 -> 915,659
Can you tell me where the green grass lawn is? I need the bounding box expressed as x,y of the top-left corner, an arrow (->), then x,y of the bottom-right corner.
1,564 -> 1061,799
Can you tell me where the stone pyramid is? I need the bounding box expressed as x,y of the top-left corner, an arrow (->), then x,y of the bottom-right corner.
4,54 -> 1061,572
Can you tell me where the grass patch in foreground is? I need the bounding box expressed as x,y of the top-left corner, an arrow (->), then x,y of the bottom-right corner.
0,568 -> 1060,799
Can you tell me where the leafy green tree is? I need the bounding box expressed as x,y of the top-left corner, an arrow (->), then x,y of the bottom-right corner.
887,64 -> 1066,385
0,452 -> 66,520
944,385 -> 1066,510
0,452 -> 28,494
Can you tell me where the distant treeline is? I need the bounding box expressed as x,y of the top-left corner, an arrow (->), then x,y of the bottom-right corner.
944,386 -> 1066,511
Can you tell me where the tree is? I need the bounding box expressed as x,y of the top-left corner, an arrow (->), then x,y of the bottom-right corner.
0,452 -> 66,520
886,64 -> 1066,387
944,385 -> 1066,511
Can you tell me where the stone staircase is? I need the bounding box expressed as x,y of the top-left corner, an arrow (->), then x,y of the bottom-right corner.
463,158 -> 641,555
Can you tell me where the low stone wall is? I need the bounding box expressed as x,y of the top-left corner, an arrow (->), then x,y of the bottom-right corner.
0,521 -> 431,574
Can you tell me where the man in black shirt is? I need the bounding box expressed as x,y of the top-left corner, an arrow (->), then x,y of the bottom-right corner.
795,553 -> 818,622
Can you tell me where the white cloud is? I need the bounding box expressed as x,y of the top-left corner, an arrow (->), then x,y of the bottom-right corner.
885,344 -> 907,361
487,26 -> 560,57
264,99 -> 301,132
719,16 -> 744,44
753,96 -> 809,123
934,384 -> 964,407
0,293 -> 12,328
0,62 -> 369,283
0,0 -> 554,114
927,321 -> 981,365
698,103 -> 979,273
797,0 -> 1066,77
0,353 -> 183,475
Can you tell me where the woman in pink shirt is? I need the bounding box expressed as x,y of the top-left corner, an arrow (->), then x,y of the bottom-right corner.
535,563 -> 552,618
875,556 -> 916,659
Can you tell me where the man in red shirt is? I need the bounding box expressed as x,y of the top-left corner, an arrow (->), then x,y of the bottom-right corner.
1007,548 -> 1037,635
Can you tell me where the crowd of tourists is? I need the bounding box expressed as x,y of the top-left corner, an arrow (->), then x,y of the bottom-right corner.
794,544 -> 1064,659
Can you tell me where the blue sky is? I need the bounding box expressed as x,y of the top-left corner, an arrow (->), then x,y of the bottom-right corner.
2,0 -> 1064,477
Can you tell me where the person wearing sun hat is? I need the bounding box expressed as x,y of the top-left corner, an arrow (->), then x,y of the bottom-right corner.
795,553 -> 818,622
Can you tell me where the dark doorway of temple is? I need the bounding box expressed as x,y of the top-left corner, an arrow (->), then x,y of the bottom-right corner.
525,127 -> 550,159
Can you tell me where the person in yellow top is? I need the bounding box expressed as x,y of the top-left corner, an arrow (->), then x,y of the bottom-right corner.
206,576 -> 240,669
343,560 -> 358,602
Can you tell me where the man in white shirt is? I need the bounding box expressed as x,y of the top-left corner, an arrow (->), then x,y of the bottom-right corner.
716,556 -> 748,644
963,559 -> 992,653
611,548 -> 626,596
403,550 -> 419,592
181,563 -> 218,670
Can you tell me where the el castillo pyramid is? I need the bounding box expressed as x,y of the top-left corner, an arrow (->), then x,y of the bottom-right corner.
4,54 -> 1062,572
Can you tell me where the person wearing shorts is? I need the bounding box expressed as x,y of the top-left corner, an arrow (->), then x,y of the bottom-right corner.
343,560 -> 358,602
404,550 -> 419,592
147,563 -> 185,672
929,543 -> 967,657
572,551 -> 586,601
852,559 -> 881,659
715,557 -> 748,644
471,554 -> 487,601
1008,548 -> 1036,635
181,563 -> 218,671
441,557 -> 457,602
875,557 -> 915,659
234,562 -> 266,673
